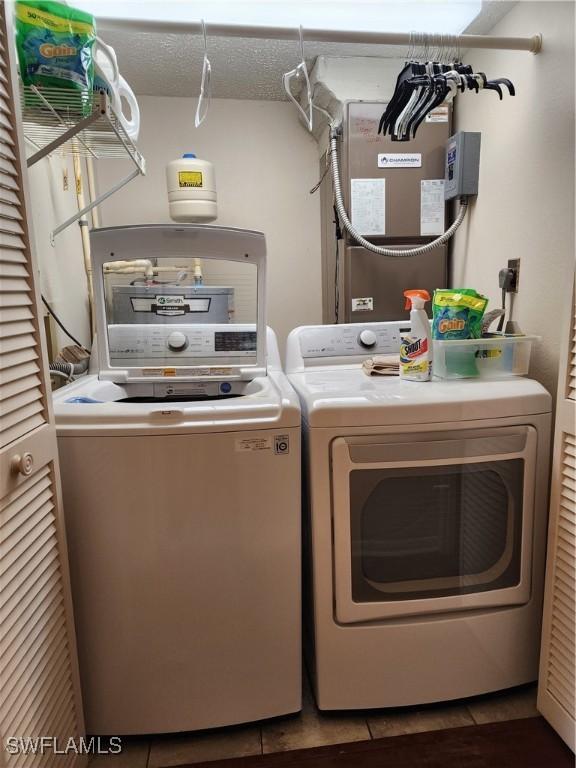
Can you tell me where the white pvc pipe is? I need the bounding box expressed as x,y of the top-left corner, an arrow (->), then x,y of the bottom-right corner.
104,260 -> 154,278
72,151 -> 96,334
96,18 -> 542,54
85,157 -> 100,229
103,264 -> 192,276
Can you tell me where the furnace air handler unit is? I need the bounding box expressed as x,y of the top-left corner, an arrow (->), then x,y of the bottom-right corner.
321,101 -> 452,323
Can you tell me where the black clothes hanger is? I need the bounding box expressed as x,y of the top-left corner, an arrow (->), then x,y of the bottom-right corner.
377,41 -> 517,141
379,62 -> 426,136
490,77 -> 516,96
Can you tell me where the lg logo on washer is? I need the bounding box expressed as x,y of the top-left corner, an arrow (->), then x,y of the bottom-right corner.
274,435 -> 290,455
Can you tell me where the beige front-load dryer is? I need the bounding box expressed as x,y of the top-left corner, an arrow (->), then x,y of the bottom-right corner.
286,321 -> 552,711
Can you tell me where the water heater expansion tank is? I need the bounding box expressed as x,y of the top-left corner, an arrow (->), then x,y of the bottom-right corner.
166,153 -> 217,222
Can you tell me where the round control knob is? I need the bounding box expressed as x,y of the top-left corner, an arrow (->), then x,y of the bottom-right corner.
358,329 -> 377,348
167,331 -> 188,351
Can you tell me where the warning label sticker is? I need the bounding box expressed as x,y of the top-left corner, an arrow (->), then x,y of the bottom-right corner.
235,437 -> 272,453
178,171 -> 203,188
425,106 -> 449,123
420,179 -> 445,236
352,297 -> 374,312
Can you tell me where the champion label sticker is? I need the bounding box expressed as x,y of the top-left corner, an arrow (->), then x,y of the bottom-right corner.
377,153 -> 422,169
235,437 -> 272,452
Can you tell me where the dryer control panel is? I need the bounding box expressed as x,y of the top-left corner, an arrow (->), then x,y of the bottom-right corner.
297,321 -> 410,359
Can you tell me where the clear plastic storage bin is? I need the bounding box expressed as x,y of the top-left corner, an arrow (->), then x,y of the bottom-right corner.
433,336 -> 538,380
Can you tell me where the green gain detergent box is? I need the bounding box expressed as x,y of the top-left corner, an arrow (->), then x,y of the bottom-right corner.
432,289 -> 488,340
16,0 -> 96,92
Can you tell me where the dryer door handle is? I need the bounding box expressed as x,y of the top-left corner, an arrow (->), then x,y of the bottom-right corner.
346,432 -> 529,465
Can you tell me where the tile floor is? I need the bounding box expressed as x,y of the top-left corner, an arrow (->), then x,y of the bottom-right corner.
88,675 -> 539,767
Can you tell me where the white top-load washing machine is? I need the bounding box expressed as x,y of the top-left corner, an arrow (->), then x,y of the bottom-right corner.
286,321 -> 552,710
53,225 -> 301,735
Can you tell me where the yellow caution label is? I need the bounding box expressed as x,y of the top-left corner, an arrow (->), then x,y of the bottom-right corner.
163,368 -> 177,377
178,171 -> 203,188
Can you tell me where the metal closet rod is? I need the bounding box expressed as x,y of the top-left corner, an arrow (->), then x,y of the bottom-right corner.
97,18 -> 542,54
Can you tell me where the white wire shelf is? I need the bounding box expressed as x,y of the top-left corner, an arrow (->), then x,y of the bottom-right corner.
21,85 -> 145,169
19,84 -> 146,240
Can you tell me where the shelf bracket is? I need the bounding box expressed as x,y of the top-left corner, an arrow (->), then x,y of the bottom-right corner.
19,85 -> 146,242
50,166 -> 143,245
27,109 -> 102,167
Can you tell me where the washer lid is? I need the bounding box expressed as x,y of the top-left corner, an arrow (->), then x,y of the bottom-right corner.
288,368 -> 551,427
91,225 -> 267,384
53,372 -> 300,435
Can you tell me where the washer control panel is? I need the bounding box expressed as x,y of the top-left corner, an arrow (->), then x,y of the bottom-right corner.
108,324 -> 257,362
299,322 -> 410,359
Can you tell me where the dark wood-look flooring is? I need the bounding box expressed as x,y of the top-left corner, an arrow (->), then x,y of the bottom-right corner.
187,718 -> 572,768
89,678 -> 566,767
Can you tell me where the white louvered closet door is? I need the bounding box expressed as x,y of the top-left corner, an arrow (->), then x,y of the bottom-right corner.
537,275 -> 576,752
0,4 -> 85,766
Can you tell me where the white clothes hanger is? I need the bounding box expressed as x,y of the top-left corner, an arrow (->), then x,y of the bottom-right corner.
282,26 -> 313,132
195,19 -> 212,128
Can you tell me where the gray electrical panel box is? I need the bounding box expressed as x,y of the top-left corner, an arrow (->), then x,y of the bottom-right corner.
444,132 -> 481,200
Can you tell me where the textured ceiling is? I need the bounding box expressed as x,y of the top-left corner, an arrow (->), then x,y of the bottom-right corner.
98,2 -> 516,100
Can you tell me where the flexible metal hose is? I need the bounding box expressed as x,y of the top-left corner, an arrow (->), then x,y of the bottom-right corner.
49,359 -> 89,378
49,369 -> 73,383
329,128 -> 468,258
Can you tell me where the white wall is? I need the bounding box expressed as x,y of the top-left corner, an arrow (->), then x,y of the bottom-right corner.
96,96 -> 322,353
27,154 -> 91,352
452,1 -> 575,397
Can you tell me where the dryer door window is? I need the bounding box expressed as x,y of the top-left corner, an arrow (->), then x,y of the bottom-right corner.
331,426 -> 537,624
351,460 -> 522,602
